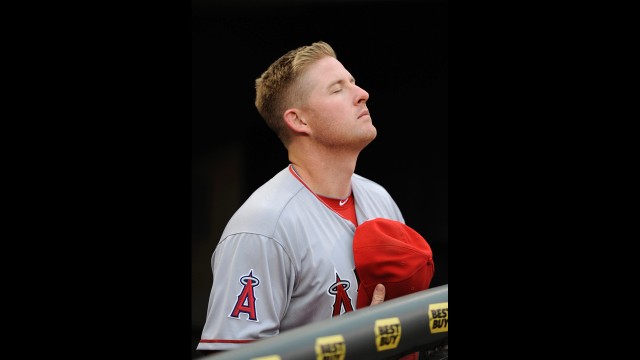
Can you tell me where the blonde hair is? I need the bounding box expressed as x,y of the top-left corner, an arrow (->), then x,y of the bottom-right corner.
255,41 -> 336,145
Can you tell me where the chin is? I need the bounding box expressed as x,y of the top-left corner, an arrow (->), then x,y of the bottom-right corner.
361,130 -> 377,146
367,127 -> 378,141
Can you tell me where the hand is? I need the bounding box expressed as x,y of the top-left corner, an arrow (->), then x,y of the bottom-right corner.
370,283 -> 385,306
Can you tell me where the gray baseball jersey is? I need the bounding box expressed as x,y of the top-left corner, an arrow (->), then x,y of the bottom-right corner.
197,165 -> 404,351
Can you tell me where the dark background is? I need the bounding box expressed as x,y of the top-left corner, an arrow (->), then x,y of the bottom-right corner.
23,1 -> 608,357
191,0 -> 447,358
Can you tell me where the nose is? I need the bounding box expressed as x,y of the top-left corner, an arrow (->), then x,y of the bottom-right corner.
355,84 -> 369,104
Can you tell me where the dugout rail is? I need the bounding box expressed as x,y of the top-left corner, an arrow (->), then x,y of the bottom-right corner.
205,284 -> 448,360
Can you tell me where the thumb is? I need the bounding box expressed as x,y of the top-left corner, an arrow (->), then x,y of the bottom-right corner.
370,284 -> 385,306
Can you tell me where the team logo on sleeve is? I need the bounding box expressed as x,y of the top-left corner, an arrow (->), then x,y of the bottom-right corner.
328,273 -> 354,316
229,270 -> 260,321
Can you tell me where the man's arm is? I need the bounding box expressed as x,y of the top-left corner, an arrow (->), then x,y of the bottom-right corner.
199,285 -> 385,357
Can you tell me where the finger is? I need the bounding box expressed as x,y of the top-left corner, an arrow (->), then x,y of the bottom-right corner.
370,283 -> 385,306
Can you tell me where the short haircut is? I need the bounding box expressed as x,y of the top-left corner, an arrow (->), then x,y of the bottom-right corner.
255,41 -> 336,145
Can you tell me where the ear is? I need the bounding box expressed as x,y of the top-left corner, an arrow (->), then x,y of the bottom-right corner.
283,109 -> 310,134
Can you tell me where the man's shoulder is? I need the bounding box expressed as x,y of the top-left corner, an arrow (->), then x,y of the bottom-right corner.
352,173 -> 389,193
242,166 -> 305,213
222,167 -> 305,238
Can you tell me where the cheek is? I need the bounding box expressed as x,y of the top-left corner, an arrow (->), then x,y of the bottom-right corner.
310,113 -> 343,142
306,99 -> 352,136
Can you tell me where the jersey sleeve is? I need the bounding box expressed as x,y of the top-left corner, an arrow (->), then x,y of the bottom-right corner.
197,232 -> 295,351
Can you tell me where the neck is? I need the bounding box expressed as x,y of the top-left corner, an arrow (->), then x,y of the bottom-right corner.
287,136 -> 367,198
289,154 -> 357,199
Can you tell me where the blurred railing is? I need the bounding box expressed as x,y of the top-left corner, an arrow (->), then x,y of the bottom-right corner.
204,284 -> 448,360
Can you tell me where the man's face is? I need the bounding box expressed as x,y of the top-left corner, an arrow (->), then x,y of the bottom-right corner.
297,56 -> 377,150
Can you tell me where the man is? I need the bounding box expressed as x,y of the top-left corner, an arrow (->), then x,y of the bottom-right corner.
197,41 -> 402,354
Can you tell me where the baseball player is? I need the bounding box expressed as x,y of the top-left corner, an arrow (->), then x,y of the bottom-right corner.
197,41 -> 404,354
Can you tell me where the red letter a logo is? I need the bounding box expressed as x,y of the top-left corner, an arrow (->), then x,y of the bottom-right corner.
229,270 -> 259,321
330,273 -> 354,316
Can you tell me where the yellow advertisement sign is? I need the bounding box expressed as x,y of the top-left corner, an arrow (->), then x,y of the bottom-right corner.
315,334 -> 346,360
374,317 -> 402,351
428,302 -> 448,333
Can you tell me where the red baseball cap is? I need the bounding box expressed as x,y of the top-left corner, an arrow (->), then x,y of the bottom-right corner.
353,218 -> 434,309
